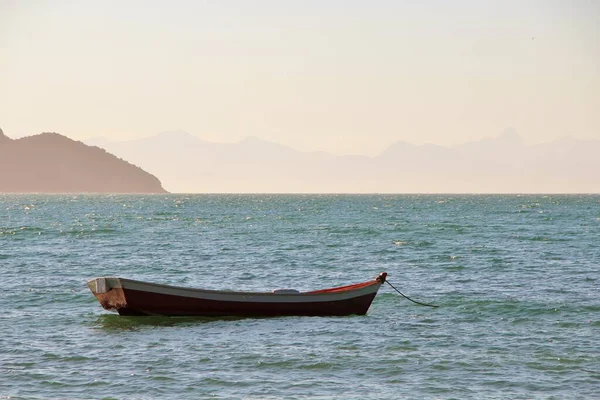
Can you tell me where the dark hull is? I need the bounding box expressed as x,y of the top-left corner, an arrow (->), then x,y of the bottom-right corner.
100,288 -> 378,317
88,273 -> 387,317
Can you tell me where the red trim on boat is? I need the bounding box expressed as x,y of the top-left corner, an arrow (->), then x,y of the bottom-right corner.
305,280 -> 378,294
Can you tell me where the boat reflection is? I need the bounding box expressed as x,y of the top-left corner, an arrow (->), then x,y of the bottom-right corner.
93,313 -> 246,331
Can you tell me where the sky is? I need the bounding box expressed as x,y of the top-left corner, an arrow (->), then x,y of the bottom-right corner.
1,0 -> 599,156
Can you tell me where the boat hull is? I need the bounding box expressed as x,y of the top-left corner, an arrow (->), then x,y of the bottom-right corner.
88,274 -> 386,317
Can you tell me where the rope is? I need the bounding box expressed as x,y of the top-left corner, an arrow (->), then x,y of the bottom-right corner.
385,280 -> 439,308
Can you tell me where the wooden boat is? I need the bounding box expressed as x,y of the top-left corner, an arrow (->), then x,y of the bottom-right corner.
87,272 -> 387,317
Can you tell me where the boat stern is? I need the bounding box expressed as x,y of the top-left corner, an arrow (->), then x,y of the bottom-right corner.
87,277 -> 128,312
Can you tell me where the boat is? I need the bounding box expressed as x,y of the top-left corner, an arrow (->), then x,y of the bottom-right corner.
87,272 -> 387,317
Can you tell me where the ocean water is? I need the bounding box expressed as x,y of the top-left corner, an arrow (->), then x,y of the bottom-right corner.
0,194 -> 599,399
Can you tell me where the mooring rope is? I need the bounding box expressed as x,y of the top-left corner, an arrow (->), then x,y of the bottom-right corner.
385,280 -> 439,308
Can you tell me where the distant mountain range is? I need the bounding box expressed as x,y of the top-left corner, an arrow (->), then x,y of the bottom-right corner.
85,128 -> 600,193
0,128 -> 167,193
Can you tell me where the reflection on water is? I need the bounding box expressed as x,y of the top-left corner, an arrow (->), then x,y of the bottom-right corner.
93,314 -> 245,331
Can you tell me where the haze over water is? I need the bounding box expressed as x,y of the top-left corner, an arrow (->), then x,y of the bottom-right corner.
1,194 -> 598,399
3,2 -> 599,155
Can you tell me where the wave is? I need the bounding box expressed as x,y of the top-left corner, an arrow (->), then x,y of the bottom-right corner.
0,226 -> 44,236
59,228 -> 120,236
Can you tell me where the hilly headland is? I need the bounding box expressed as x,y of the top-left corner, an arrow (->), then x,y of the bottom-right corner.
0,128 -> 167,193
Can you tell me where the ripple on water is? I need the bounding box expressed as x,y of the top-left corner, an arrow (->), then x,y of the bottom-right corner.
0,194 -> 599,399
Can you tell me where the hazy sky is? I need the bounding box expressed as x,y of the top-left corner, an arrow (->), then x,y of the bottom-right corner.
1,0 -> 599,155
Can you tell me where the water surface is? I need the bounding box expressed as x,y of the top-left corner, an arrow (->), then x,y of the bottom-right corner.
1,194 -> 598,399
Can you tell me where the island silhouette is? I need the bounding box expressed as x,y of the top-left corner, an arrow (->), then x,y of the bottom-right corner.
87,128 -> 600,193
0,128 -> 167,193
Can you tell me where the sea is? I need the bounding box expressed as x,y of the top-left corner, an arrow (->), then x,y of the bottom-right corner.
0,194 -> 598,399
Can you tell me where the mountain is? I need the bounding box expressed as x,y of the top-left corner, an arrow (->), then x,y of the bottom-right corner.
84,129 -> 600,193
0,129 -> 167,193
86,132 -> 376,193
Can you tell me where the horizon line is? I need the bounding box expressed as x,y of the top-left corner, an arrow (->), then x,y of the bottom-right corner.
2,192 -> 599,196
